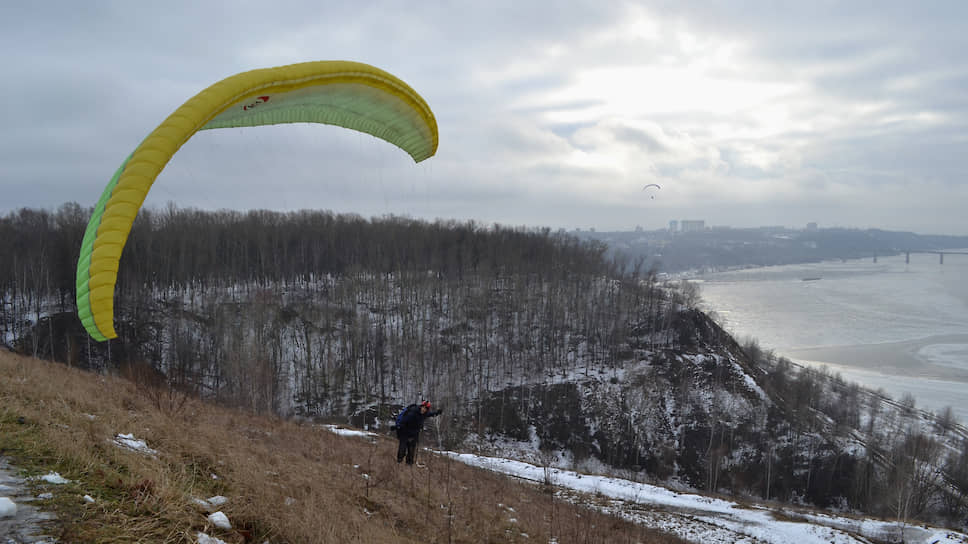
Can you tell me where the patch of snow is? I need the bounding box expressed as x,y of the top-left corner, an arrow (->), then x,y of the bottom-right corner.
83,495 -> 95,503
323,424 -> 376,439
925,531 -> 968,544
193,495 -> 228,511
37,472 -> 70,485
839,440 -> 867,457
113,433 -> 158,456
207,511 -> 231,530
0,496 -> 16,518
197,532 -> 230,544
736,362 -> 769,401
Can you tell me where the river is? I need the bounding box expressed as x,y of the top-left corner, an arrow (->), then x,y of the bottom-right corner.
695,251 -> 968,422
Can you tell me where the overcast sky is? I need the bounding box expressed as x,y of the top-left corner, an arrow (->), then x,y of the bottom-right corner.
2,1 -> 966,234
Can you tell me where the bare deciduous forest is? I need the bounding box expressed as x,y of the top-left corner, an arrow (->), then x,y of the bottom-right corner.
2,204 -> 682,411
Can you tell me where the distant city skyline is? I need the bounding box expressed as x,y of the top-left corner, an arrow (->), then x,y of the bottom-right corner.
587,220 -> 900,234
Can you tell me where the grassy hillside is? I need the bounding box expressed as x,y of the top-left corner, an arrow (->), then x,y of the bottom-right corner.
0,350 -> 685,543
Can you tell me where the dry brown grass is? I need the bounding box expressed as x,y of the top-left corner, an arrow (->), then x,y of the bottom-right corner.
0,349 -> 687,543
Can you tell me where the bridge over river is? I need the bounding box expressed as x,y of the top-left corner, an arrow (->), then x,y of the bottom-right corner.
871,250 -> 968,264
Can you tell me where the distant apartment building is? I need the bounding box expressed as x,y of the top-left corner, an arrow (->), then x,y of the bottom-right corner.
806,222 -> 818,231
668,220 -> 678,233
680,220 -> 705,233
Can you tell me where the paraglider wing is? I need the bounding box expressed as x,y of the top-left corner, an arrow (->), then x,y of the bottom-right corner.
76,60 -> 439,341
642,183 -> 661,190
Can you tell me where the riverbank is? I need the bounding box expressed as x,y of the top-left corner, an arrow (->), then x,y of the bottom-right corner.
786,334 -> 968,378
786,334 -> 968,422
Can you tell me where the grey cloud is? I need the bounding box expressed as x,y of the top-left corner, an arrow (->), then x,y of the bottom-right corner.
611,124 -> 669,153
1,0 -> 966,234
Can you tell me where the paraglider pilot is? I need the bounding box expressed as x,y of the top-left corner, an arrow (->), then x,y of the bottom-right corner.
391,401 -> 442,465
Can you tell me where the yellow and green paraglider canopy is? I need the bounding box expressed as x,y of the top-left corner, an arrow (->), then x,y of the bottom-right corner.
76,60 -> 439,341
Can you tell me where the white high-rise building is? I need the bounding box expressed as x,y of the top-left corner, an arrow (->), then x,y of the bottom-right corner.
680,220 -> 705,233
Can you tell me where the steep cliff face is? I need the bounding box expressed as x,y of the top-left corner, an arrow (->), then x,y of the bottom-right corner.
464,337 -> 776,494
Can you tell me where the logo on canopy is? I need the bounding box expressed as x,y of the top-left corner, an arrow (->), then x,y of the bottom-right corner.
243,96 -> 271,111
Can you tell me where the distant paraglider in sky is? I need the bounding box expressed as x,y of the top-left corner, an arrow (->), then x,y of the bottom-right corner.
642,183 -> 661,199
76,60 -> 439,341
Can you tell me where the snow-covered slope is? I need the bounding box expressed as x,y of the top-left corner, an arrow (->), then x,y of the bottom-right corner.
445,451 -> 967,544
